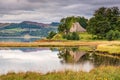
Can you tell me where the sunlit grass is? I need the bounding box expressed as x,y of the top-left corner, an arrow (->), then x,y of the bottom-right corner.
79,32 -> 93,41
96,44 -> 120,54
52,33 -> 65,40
0,41 -> 119,47
51,32 -> 94,41
79,46 -> 94,51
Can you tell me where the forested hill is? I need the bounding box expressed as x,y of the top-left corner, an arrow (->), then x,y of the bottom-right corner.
0,21 -> 59,37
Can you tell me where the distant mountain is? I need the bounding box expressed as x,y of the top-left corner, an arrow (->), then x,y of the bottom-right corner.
0,21 -> 59,37
50,22 -> 60,26
22,21 -> 50,27
0,23 -> 11,28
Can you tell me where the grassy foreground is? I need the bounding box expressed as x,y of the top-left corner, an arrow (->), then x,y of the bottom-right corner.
0,66 -> 120,80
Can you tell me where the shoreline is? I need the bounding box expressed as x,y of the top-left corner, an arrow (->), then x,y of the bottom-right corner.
0,41 -> 120,47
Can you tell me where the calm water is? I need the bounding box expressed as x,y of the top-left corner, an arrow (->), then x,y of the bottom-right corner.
0,38 -> 41,42
0,47 -> 120,75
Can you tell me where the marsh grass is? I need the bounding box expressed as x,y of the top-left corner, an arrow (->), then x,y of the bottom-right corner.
0,41 -> 115,47
79,46 -> 94,51
96,44 -> 120,54
0,66 -> 120,80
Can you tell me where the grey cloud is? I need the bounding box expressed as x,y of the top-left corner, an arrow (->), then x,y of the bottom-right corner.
0,0 -> 120,23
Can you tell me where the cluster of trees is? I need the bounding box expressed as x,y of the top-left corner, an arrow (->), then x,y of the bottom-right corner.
87,7 -> 120,40
58,16 -> 87,40
47,16 -> 88,40
58,16 -> 88,34
47,6 -> 120,40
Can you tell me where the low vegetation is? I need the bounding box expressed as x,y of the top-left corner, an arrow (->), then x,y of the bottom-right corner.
51,33 -> 64,40
79,32 -> 93,41
50,32 -> 93,41
0,41 -> 117,47
0,66 -> 120,80
63,32 -> 80,40
96,44 -> 120,54
106,30 -> 120,40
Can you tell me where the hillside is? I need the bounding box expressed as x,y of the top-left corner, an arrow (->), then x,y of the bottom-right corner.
0,21 -> 59,37
0,23 -> 11,28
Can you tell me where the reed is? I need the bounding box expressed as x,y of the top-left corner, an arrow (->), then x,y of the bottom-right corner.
0,41 -> 118,47
96,44 -> 120,54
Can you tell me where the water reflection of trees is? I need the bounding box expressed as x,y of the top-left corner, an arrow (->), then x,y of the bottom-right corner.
58,47 -> 86,63
92,53 -> 120,66
57,47 -> 120,66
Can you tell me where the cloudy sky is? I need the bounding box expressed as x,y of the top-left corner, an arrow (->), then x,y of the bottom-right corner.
0,0 -> 120,23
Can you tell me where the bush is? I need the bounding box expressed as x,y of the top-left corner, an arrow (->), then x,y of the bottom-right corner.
106,30 -> 120,40
47,31 -> 57,39
72,32 -> 80,40
63,32 -> 80,40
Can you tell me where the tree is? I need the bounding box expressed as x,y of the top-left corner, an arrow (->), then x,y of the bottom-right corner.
47,31 -> 57,39
87,6 -> 120,39
58,16 -> 88,34
96,21 -> 111,38
76,16 -> 88,29
106,30 -> 120,40
58,23 -> 66,33
58,16 -> 76,34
